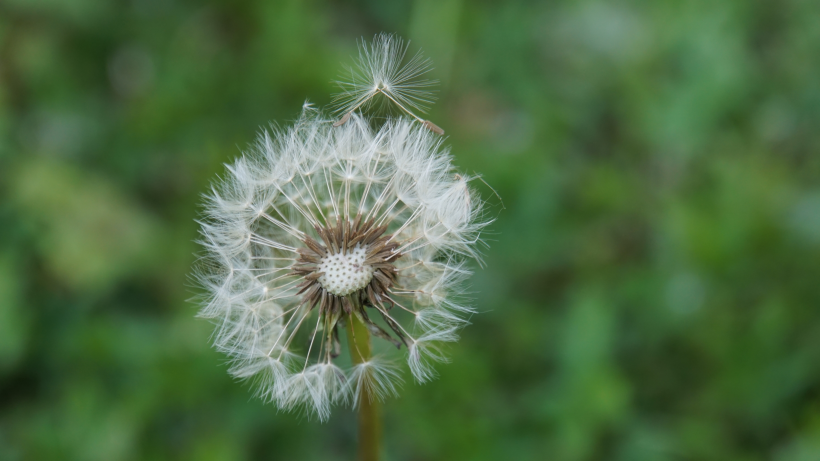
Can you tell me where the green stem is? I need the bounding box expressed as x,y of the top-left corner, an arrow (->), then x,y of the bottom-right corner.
347,305 -> 381,461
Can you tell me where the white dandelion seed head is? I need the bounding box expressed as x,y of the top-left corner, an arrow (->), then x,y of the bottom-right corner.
194,36 -> 493,422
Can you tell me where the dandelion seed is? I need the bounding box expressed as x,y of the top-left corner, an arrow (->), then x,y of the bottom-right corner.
332,33 -> 444,134
194,36 -> 492,422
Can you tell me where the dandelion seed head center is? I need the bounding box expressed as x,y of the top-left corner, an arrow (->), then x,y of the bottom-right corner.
317,244 -> 374,296
293,217 -> 401,306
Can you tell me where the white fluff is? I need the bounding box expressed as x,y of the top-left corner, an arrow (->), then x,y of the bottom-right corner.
348,359 -> 403,406
332,33 -> 436,117
194,37 -> 491,421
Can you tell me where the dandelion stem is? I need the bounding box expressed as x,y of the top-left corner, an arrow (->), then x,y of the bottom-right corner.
347,299 -> 381,461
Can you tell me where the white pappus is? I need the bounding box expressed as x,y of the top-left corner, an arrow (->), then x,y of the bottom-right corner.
194,34 -> 492,421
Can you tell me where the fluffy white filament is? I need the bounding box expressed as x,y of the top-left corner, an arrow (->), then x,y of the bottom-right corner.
195,37 -> 490,422
332,33 -> 437,117
196,107 -> 488,420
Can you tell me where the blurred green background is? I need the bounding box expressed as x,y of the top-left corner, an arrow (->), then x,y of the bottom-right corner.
2,0 -> 820,460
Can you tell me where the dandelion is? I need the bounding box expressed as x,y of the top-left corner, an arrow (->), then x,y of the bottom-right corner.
194,35 -> 491,438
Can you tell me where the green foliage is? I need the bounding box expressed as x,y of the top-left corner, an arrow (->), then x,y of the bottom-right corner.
2,1 -> 820,460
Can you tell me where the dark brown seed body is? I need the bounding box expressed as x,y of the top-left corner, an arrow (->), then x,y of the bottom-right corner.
288,214 -> 406,350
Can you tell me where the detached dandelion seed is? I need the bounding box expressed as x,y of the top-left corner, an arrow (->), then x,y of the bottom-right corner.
332,33 -> 444,134
194,35 -> 492,426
